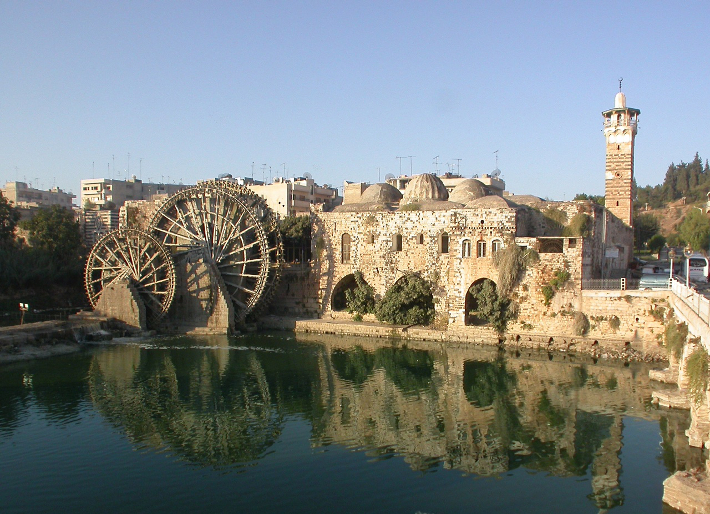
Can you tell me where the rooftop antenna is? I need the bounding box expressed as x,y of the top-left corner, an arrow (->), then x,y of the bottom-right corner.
251,161 -> 255,180
282,163 -> 286,177
396,156 -> 405,175
454,158 -> 461,175
433,155 -> 440,175
139,158 -> 143,180
494,150 -> 499,169
492,150 -> 501,179
377,167 -> 381,182
261,164 -> 267,183
408,156 -> 415,174
619,77 -> 623,92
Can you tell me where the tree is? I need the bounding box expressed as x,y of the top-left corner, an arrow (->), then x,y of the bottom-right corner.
22,205 -> 85,264
0,191 -> 20,249
647,234 -> 667,254
633,213 -> 660,249
678,209 -> 710,252
573,193 -> 605,206
467,279 -> 512,333
278,215 -> 311,247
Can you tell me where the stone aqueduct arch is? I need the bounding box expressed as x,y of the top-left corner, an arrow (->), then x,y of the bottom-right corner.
85,180 -> 283,331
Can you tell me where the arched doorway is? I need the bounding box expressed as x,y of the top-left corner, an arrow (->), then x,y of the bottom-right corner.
465,278 -> 497,326
331,274 -> 358,311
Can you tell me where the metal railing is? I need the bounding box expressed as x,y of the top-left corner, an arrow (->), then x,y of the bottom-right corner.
671,278 -> 710,326
581,278 -> 641,290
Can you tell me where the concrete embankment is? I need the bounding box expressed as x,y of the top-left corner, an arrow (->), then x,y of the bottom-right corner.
0,315 -> 113,363
259,316 -> 668,362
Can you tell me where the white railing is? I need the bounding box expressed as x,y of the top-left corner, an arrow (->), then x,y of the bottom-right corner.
671,278 -> 710,326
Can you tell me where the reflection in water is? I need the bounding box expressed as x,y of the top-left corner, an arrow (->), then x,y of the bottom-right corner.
2,333 -> 705,512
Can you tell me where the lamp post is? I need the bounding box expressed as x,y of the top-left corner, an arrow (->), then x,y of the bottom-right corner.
19,303 -> 28,325
669,248 -> 676,285
685,245 -> 693,288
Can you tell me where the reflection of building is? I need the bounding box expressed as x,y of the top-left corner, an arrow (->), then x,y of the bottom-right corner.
217,175 -> 341,218
2,181 -> 75,219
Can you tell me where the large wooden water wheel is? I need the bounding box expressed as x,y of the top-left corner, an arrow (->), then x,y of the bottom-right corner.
148,180 -> 282,320
84,228 -> 177,321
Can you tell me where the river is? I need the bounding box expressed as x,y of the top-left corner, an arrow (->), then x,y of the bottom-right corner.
0,332 -> 705,513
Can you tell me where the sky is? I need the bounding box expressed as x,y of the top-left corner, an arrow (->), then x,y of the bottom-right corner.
2,1 -> 709,203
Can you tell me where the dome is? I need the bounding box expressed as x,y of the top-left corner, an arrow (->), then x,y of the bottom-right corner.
401,174 -> 448,205
448,179 -> 487,204
465,195 -> 517,209
614,92 -> 626,109
360,182 -> 403,204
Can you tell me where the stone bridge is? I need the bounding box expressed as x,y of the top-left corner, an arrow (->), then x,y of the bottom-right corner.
657,278 -> 710,514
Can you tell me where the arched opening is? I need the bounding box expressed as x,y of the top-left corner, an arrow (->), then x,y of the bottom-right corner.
393,233 -> 403,252
465,278 -> 496,325
341,233 -> 351,263
331,274 -> 359,311
461,239 -> 472,258
439,232 -> 449,254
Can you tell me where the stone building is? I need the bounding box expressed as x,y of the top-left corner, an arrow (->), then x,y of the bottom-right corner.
1,181 -> 75,220
308,90 -> 636,330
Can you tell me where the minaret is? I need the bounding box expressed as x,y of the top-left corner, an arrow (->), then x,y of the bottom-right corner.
603,81 -> 640,227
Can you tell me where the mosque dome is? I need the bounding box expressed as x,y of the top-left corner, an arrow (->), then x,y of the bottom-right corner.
448,179 -> 487,204
614,91 -> 626,109
465,195 -> 517,209
401,173 -> 448,205
360,183 -> 403,204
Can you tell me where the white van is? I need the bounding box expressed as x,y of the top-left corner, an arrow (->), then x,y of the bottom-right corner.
686,254 -> 709,283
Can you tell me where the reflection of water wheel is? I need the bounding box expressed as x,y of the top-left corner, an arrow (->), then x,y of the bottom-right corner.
84,228 -> 176,321
148,181 -> 282,319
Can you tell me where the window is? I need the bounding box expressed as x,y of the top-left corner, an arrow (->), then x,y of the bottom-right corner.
394,234 -> 403,252
341,233 -> 351,263
418,233 -> 424,244
462,239 -> 471,258
440,232 -> 449,254
568,238 -> 577,248
367,233 -> 375,244
492,239 -> 503,254
477,241 -> 486,258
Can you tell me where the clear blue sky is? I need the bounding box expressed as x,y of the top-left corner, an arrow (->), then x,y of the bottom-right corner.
2,1 -> 709,203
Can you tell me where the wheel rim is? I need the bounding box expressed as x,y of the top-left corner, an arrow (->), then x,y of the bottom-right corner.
148,182 -> 281,317
85,228 -> 176,320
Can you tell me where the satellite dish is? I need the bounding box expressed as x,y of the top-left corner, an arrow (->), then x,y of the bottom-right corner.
491,168 -> 501,179
384,173 -> 395,182
303,172 -> 313,180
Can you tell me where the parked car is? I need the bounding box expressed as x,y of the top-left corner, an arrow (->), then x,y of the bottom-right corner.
639,274 -> 671,290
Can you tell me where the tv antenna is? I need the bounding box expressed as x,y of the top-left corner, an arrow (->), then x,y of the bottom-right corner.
251,161 -> 255,179
492,150 -> 501,179
261,164 -> 267,183
454,158 -> 461,175
408,156 -> 415,174
139,158 -> 143,180
618,77 -> 623,92
433,155 -> 440,175
396,156 -> 406,175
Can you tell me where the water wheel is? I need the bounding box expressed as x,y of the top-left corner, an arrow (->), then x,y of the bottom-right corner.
84,228 -> 177,321
148,181 -> 282,320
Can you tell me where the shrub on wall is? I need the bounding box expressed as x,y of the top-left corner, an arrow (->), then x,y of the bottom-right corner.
686,346 -> 709,404
494,244 -> 539,297
664,316 -> 688,359
562,213 -> 591,238
374,274 -> 435,325
572,311 -> 590,336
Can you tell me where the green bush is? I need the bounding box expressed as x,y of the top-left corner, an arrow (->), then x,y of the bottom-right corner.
562,213 -> 591,238
374,274 -> 435,325
647,234 -> 666,254
467,279 -> 513,333
494,244 -> 538,297
664,318 -> 688,359
345,271 -> 375,316
686,346 -> 709,404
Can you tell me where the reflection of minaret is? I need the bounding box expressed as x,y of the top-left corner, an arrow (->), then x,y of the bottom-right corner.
588,415 -> 625,510
603,80 -> 640,227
